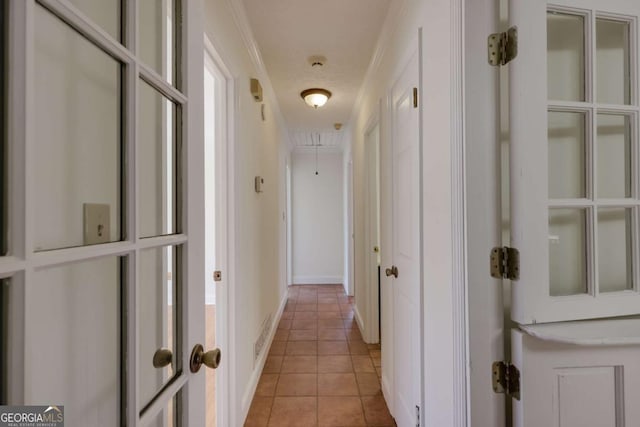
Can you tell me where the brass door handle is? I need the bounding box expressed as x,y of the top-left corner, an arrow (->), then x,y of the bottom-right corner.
385,265 -> 398,278
190,344 -> 222,373
153,348 -> 173,368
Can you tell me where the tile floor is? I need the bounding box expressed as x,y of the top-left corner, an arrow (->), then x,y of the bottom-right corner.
244,285 -> 395,427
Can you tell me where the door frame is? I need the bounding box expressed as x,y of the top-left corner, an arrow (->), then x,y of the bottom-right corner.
363,106 -> 381,344
463,0 -> 506,425
203,34 -> 235,427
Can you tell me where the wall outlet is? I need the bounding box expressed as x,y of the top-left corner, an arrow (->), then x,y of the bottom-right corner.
83,203 -> 110,245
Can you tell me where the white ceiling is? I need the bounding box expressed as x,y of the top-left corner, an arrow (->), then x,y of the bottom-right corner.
242,0 -> 392,150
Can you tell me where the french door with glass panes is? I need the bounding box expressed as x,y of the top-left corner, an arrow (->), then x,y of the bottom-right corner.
1,0 -> 208,425
508,0 -> 640,425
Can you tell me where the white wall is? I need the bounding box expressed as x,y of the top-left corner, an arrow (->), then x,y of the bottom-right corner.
348,0 -> 465,424
292,151 -> 344,284
203,1 -> 289,424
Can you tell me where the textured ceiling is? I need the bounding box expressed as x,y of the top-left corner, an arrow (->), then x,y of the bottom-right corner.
242,0 -> 391,149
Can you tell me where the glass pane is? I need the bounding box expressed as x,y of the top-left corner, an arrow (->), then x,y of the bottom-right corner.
549,209 -> 588,296
148,391 -> 179,427
29,257 -> 122,425
548,111 -> 586,198
548,12 -> 585,102
140,0 -> 177,85
139,245 -> 179,409
34,5 -> 122,251
597,114 -> 631,198
68,0 -> 121,41
139,79 -> 178,238
596,19 -> 631,105
598,208 -> 633,292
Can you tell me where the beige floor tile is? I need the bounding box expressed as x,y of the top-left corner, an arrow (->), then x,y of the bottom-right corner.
263,356 -> 283,374
292,318 -> 318,330
318,341 -> 350,355
355,372 -> 381,396
318,397 -> 366,426
317,355 -> 353,373
285,340 -> 318,355
318,318 -> 345,329
318,373 -> 359,396
361,395 -> 395,426
351,356 -> 375,373
276,373 -> 318,396
289,329 -> 319,341
281,355 -> 318,373
269,341 -> 287,356
244,396 -> 272,427
256,374 -> 279,397
268,397 -> 317,427
318,329 -> 347,341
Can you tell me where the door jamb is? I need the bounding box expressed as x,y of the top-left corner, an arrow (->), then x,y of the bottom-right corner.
204,33 -> 235,427
363,105 -> 381,344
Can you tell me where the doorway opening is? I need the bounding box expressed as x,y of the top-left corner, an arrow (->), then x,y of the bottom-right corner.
203,37 -> 231,427
363,121 -> 381,343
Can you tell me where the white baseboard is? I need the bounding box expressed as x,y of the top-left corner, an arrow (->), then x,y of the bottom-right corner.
292,275 -> 343,285
239,293 -> 287,424
353,305 -> 366,340
381,374 -> 393,415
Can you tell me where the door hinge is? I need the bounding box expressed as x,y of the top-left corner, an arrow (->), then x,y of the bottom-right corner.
213,270 -> 222,282
490,246 -> 520,280
415,405 -> 420,427
488,26 -> 518,66
492,361 -> 521,400
413,87 -> 418,108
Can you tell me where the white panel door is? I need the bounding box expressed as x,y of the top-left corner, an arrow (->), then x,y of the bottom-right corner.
390,51 -> 421,427
510,0 -> 640,324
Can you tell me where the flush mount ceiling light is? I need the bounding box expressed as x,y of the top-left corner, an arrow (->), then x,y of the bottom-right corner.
300,88 -> 332,108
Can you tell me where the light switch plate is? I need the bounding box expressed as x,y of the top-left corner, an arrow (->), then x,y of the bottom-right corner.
83,203 -> 110,245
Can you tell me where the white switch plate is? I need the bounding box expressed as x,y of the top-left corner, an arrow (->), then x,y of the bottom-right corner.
83,203 -> 110,245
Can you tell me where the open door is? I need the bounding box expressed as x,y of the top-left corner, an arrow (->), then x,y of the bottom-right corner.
1,1 -> 212,425
508,0 -> 640,424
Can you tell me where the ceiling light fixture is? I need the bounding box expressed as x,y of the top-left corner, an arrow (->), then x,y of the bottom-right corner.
300,88 -> 332,109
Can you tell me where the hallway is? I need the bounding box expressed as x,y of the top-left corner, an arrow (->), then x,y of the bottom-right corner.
244,285 -> 394,426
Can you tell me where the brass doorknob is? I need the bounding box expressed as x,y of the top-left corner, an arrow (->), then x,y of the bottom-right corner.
153,348 -> 173,368
385,265 -> 398,278
190,344 -> 222,373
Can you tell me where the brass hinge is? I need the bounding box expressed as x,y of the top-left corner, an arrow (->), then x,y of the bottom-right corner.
492,361 -> 521,400
413,87 -> 418,108
490,247 -> 519,280
488,26 -> 518,66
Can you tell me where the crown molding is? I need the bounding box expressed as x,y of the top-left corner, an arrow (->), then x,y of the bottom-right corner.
226,0 -> 293,149
346,0 -> 409,130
